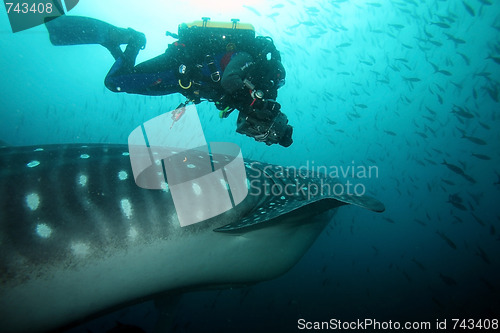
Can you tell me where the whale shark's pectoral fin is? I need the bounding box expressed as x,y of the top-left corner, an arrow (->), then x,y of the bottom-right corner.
214,193 -> 385,233
329,192 -> 386,213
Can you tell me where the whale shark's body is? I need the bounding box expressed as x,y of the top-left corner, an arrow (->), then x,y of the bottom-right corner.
0,144 -> 384,332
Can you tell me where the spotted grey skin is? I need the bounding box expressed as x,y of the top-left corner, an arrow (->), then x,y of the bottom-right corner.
0,144 -> 384,332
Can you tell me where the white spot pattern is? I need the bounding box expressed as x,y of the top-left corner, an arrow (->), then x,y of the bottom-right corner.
36,223 -> 52,238
220,178 -> 229,189
118,171 -> 128,180
78,174 -> 88,187
71,242 -> 90,257
192,183 -> 202,196
26,193 -> 40,211
120,199 -> 133,219
128,227 -> 138,241
27,160 -> 40,168
160,182 -> 170,193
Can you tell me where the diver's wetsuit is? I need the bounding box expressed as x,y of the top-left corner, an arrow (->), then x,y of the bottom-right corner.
103,40 -> 292,147
104,43 -> 272,113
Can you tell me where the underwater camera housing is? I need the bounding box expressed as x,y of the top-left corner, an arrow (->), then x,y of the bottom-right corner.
236,111 -> 293,147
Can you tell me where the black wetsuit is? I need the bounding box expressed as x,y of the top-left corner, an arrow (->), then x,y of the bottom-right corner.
104,40 -> 292,147
104,43 -> 274,115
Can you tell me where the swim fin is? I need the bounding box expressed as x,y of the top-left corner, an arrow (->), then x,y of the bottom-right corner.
44,16 -> 142,59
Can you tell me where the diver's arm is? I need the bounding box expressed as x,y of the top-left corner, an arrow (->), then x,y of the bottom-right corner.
221,52 -> 254,94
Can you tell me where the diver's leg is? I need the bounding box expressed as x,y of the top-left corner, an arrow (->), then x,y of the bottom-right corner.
104,43 -> 180,95
44,16 -> 141,60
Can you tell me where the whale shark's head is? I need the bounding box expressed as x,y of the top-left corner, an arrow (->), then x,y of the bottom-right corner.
0,144 -> 383,332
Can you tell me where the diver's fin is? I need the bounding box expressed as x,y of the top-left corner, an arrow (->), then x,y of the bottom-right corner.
44,16 -> 131,45
44,16 -> 134,59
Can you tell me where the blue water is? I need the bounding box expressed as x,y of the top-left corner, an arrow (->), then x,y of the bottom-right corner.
1,0 -> 499,332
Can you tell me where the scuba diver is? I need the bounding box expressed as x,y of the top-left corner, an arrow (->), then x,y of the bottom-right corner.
45,16 -> 293,147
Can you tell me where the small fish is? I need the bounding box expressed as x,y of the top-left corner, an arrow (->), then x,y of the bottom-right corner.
462,173 -> 477,184
355,104 -> 368,109
462,135 -> 487,145
272,4 -> 284,8
242,5 -> 261,16
487,55 -> 500,65
448,197 -> 467,211
336,42 -> 352,48
444,33 -> 466,46
476,246 -> 491,264
300,21 -> 315,27
383,217 -> 395,224
437,93 -> 443,104
384,130 -> 397,136
388,23 -> 405,30
425,106 -> 436,115
403,77 -> 421,82
471,153 -> 491,160
415,219 -> 427,226
411,258 -> 427,271
305,6 -> 320,13
431,22 -> 451,29
429,40 -> 443,47
432,296 -> 444,308
439,273 -> 457,286
394,58 -> 408,63
462,1 -> 475,16
471,213 -> 485,226
484,85 -> 499,102
424,158 -> 437,166
437,69 -> 452,76
457,52 -> 470,65
442,160 -> 465,176
494,172 -> 500,185
452,106 -> 474,119
442,179 -> 455,186
436,230 -> 457,250
402,270 -> 412,282
479,277 -> 495,292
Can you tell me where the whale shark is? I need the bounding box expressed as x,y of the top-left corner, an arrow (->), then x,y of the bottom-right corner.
0,144 -> 384,332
